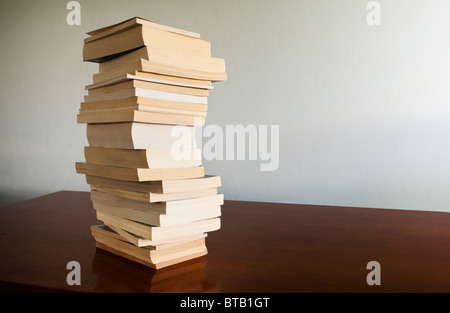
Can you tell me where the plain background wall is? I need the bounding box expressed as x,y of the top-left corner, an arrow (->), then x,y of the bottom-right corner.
1,0 -> 450,212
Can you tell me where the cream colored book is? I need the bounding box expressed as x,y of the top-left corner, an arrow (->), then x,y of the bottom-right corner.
90,184 -> 218,203
91,225 -> 207,248
95,240 -> 208,269
92,229 -> 208,268
93,231 -> 208,261
85,175 -> 222,194
90,190 -> 224,214
83,17 -> 210,62
97,46 -> 225,74
75,162 -> 205,182
84,146 -> 202,169
85,17 -> 201,42
79,105 -> 207,118
93,59 -> 227,83
86,122 -> 197,150
96,211 -> 221,241
84,86 -> 208,104
86,72 -> 213,90
87,79 -> 209,97
92,200 -> 221,227
81,96 -> 207,113
77,110 -> 205,126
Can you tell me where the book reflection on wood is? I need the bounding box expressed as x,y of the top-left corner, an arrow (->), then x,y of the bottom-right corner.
92,243 -> 220,293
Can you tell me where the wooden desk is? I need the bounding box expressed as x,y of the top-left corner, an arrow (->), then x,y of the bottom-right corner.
0,191 -> 449,293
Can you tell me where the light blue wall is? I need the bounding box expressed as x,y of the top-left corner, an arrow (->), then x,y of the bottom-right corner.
1,0 -> 450,211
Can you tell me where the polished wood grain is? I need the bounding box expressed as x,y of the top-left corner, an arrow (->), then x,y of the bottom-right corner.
0,191 -> 449,293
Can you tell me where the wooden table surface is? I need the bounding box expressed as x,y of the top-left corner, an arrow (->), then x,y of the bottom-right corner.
0,191 -> 449,293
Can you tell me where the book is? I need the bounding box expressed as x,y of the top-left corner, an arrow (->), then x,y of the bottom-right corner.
91,190 -> 224,214
83,18 -> 211,62
90,184 -> 218,203
96,211 -> 221,241
93,59 -> 227,83
94,230 -> 207,260
97,46 -> 225,74
86,72 -> 213,90
75,162 -> 205,182
92,226 -> 208,269
86,122 -> 197,150
79,104 -> 207,118
92,193 -> 222,228
93,201 -> 221,227
84,86 -> 208,104
85,175 -> 222,194
92,225 -> 208,247
87,79 -> 209,97
95,240 -> 207,270
85,17 -> 201,42
77,110 -> 205,126
97,224 -> 207,248
86,17 -> 200,43
81,96 -> 207,114
84,146 -> 202,169
92,224 -> 207,248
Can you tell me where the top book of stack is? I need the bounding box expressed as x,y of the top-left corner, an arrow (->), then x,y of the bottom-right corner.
83,17 -> 227,82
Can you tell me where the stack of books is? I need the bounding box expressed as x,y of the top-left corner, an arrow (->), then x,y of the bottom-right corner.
76,17 -> 226,269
